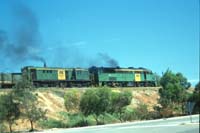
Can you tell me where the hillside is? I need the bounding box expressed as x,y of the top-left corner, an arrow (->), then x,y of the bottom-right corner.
0,87 -> 160,131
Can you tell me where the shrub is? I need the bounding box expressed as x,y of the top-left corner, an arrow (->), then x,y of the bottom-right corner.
39,119 -> 68,129
0,123 -> 6,133
64,90 -> 81,112
80,87 -> 112,124
121,107 -> 136,121
121,104 -> 150,121
67,113 -> 88,127
99,113 -> 120,124
109,90 -> 132,122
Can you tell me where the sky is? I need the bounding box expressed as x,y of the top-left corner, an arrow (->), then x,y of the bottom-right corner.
0,0 -> 199,86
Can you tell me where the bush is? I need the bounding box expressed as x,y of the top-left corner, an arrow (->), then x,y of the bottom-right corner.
0,123 -> 6,133
39,119 -> 68,129
85,115 -> 97,126
134,103 -> 149,120
59,112 -> 95,127
64,90 -> 81,112
121,107 -> 136,121
98,113 -> 119,125
80,87 -> 112,124
67,113 -> 88,127
109,90 -> 132,122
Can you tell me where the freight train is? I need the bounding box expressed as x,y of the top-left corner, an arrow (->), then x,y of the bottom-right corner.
0,66 -> 157,88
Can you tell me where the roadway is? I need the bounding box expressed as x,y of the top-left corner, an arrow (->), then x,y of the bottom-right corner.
36,114 -> 199,133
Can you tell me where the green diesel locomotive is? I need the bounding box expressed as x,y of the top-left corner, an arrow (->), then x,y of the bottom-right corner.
22,66 -> 91,87
89,67 -> 156,87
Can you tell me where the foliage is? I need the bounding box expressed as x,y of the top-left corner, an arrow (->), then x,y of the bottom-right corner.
79,87 -> 112,124
0,123 -> 6,133
64,89 -> 81,112
109,90 -> 132,122
154,73 -> 161,86
133,103 -> 149,120
195,81 -> 200,91
121,104 -> 155,121
120,107 -> 135,121
159,70 -> 190,115
188,81 -> 200,114
98,113 -> 119,124
0,93 -> 20,133
13,80 -> 46,131
67,113 -> 88,127
22,96 -> 46,131
59,112 -> 96,127
39,118 -> 68,129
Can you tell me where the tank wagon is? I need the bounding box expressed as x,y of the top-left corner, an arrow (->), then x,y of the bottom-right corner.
0,73 -> 22,88
22,66 -> 91,87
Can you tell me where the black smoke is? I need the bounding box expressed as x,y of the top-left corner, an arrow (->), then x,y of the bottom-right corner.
0,2 -> 45,66
97,53 -> 119,67
88,52 -> 119,67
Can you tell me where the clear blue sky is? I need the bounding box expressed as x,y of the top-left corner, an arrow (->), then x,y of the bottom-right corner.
0,0 -> 199,85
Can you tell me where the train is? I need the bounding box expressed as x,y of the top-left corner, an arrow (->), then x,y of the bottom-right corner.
0,66 -> 157,88
0,73 -> 22,88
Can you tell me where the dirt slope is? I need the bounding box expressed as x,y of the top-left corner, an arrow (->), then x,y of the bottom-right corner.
36,91 -> 66,119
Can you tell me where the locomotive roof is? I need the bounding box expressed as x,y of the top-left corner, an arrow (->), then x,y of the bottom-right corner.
22,66 -> 88,71
115,68 -> 152,72
96,67 -> 152,72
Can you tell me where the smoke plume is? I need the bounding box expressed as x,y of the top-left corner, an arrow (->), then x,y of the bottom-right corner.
97,53 -> 119,67
0,2 -> 45,66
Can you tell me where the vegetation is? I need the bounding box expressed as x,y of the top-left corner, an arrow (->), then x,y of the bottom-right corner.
158,70 -> 191,117
188,81 -> 200,114
39,118 -> 68,129
0,78 -> 46,132
14,80 -> 46,132
0,123 -> 6,133
109,90 -> 132,122
80,87 -> 112,124
21,93 -> 46,131
64,89 -> 81,112
0,93 -> 20,133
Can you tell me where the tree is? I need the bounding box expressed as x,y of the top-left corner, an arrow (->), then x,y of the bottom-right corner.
64,90 -> 81,112
13,80 -> 46,131
80,87 -> 111,124
159,70 -> 190,116
0,93 -> 20,133
21,92 -> 46,131
109,90 -> 132,122
176,72 -> 191,89
188,81 -> 200,114
154,73 -> 161,86
195,81 -> 200,92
